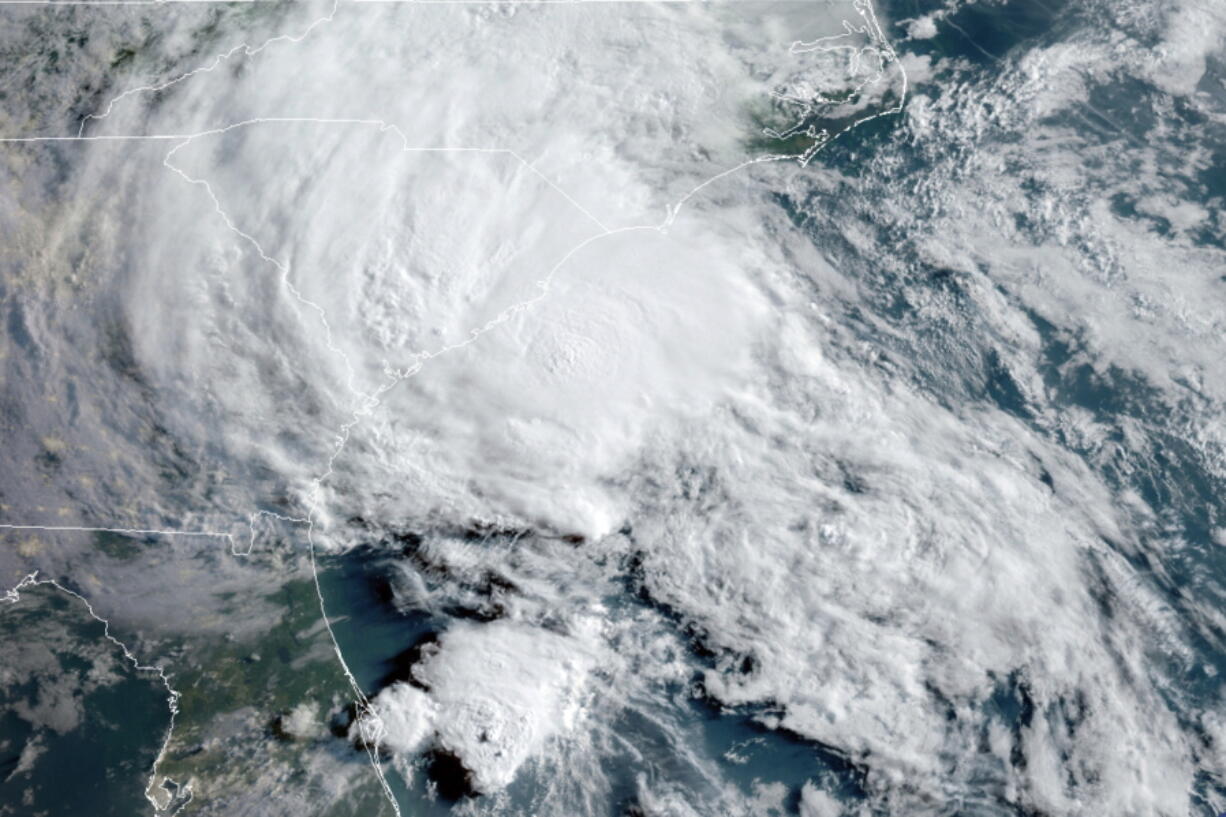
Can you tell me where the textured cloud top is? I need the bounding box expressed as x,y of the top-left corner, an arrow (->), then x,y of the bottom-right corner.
1,1 -> 1224,816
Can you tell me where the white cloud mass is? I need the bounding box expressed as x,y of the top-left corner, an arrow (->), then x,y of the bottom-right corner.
1,0 -> 1225,816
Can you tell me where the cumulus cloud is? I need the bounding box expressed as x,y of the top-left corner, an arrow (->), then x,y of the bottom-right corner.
359,620 -> 599,794
2,0 -> 1221,815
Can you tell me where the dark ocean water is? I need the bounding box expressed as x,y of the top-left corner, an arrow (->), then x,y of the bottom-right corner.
319,0 -> 1226,813
2,0 -> 1223,815
807,0 -> 1226,812
319,546 -> 867,817
0,586 -> 170,817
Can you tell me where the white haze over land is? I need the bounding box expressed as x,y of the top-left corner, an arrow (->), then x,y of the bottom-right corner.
1,0 -> 1225,816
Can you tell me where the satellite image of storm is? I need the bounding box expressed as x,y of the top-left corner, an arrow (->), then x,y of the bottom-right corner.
1,0 -> 1225,815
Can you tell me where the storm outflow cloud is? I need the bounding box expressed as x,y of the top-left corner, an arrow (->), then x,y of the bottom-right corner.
1,1 -> 1224,816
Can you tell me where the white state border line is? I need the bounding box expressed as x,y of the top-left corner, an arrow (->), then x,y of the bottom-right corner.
0,1 -> 907,813
0,524 -> 231,538
1,1 -> 855,6
77,0 -> 341,137
0,512 -> 308,555
2,572 -> 189,813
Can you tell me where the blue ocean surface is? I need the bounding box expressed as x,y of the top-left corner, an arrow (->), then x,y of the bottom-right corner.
0,586 -> 170,817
